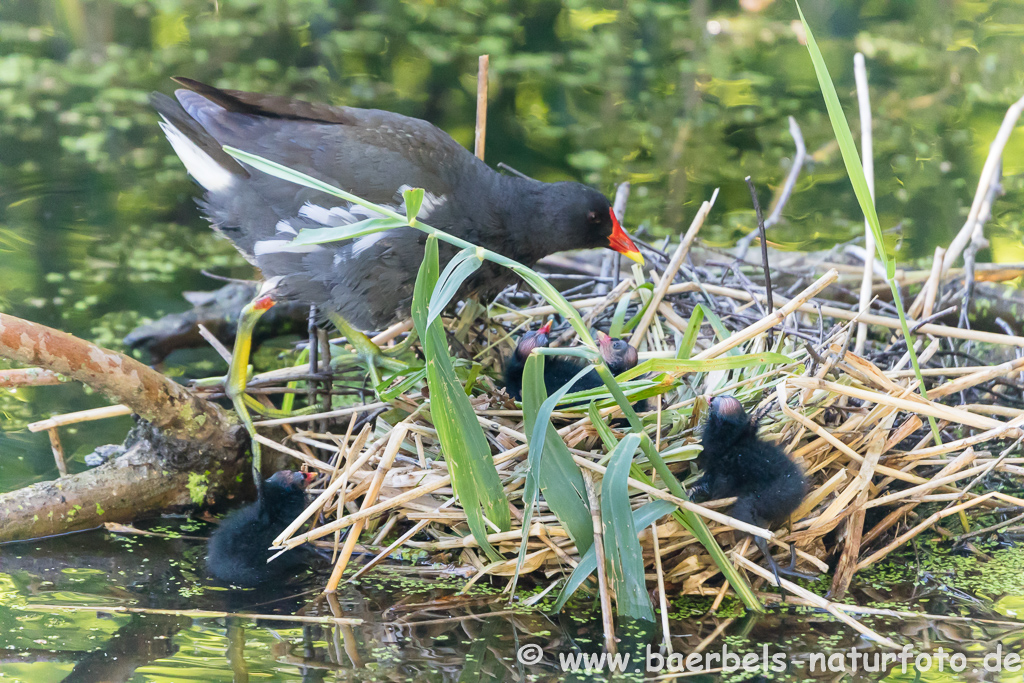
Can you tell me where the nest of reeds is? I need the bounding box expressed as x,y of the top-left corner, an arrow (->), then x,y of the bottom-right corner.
204,221 -> 1024,643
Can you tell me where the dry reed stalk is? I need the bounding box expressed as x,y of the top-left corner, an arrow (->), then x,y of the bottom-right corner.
28,404 -> 132,432
253,402 -> 388,427
853,51 -> 875,357
582,470 -> 616,655
325,424 -> 408,592
829,412 -> 892,598
788,376 -> 1022,436
732,555 -> 899,648
690,270 -> 839,362
910,93 -> 1024,318
856,492 -> 998,570
630,193 -> 717,347
474,55 -> 489,160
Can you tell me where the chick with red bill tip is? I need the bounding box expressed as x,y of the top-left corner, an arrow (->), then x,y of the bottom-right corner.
503,326 -> 647,413
207,470 -> 317,588
689,396 -> 816,591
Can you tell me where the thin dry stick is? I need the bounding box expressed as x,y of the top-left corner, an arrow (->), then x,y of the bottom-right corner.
325,425 -> 408,592
690,269 -> 839,362
745,176 -> 774,344
28,404 -> 132,432
736,116 -> 806,257
853,52 -> 875,356
829,412 -> 892,599
927,355 -> 1024,399
47,428 -> 67,477
788,376 -> 1021,436
731,555 -> 899,648
582,470 -> 616,655
910,93 -> 1024,317
921,246 -> 945,318
857,492 -> 998,570
197,323 -> 233,363
629,190 -> 719,347
474,54 -> 489,160
650,518 -> 672,656
253,402 -> 388,427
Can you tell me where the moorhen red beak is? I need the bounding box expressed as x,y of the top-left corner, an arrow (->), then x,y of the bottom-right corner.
607,209 -> 644,265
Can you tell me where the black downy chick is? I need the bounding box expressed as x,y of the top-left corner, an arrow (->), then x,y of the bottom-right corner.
503,325 -> 646,411
207,470 -> 315,587
689,396 -> 814,587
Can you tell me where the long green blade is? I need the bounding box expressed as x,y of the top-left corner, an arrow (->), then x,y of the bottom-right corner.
600,433 -> 654,622
552,499 -> 674,613
411,236 -> 509,561
615,352 -> 793,382
522,355 -> 594,556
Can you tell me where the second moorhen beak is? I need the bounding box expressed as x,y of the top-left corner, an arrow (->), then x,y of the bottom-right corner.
607,209 -> 644,265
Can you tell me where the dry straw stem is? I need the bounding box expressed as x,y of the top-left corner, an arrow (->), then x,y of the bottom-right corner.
732,554 -> 898,648
788,376 -> 1023,437
28,404 -> 132,432
582,469 -> 616,655
325,424 -> 409,591
853,51 -> 875,357
629,191 -> 718,347
910,93 -> 1024,318
856,492 -> 999,570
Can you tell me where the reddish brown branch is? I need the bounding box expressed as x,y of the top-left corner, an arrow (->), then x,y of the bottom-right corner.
0,312 -> 233,441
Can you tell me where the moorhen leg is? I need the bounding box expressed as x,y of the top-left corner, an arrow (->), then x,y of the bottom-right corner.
225,294 -> 276,488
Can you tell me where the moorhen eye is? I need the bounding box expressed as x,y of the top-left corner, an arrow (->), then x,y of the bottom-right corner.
690,396 -> 817,590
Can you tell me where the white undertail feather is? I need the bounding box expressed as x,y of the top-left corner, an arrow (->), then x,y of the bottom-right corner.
253,240 -> 321,256
158,117 -> 236,193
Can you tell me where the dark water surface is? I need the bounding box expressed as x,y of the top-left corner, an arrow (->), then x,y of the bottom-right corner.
4,0 -> 1024,679
5,520 -> 1024,682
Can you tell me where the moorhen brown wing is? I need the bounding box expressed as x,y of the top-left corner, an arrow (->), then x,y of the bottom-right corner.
152,78 -> 643,330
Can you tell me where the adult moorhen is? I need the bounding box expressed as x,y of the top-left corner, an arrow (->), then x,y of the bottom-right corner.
207,469 -> 315,587
689,396 -> 815,588
152,77 -> 644,331
153,77 -> 645,480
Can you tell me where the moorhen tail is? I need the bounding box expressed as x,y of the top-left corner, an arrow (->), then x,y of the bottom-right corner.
207,469 -> 315,587
152,77 -> 644,330
689,396 -> 815,588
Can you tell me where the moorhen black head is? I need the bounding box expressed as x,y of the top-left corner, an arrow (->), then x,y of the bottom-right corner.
207,469 -> 315,588
152,78 -> 643,330
690,396 -> 814,587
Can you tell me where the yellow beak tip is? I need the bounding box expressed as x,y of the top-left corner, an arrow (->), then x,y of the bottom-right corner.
624,250 -> 645,266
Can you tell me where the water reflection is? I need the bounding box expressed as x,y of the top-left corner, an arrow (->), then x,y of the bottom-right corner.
4,523 -> 1024,681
